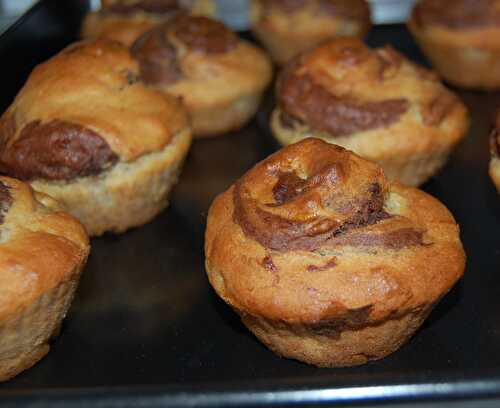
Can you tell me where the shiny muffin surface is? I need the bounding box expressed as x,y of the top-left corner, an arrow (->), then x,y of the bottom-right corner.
82,0 -> 217,47
0,39 -> 192,236
205,138 -> 465,367
0,177 -> 89,381
409,0 -> 500,89
276,38 -> 462,137
272,38 -> 469,186
0,39 -> 188,181
131,14 -> 273,137
131,14 -> 240,87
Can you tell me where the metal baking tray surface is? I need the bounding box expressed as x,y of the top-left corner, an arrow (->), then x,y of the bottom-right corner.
0,1 -> 499,407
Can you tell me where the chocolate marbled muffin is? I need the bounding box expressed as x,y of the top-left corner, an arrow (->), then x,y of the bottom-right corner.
0,39 -> 192,236
490,114 -> 500,191
409,0 -> 500,90
0,177 -> 89,381
131,15 -> 273,137
205,138 -> 465,368
82,0 -> 216,47
250,0 -> 371,65
271,38 -> 469,187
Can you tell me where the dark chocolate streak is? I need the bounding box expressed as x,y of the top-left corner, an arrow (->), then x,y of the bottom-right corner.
307,257 -> 337,272
413,0 -> 500,29
272,171 -> 309,205
278,72 -> 409,137
234,169 -> 422,252
262,255 -> 278,273
104,0 -> 180,14
262,255 -> 280,284
330,228 -> 425,250
171,15 -> 239,54
0,181 -> 12,225
131,25 -> 182,86
0,120 -> 118,181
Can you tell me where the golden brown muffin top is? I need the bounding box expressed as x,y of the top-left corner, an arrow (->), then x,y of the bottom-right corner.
257,0 -> 370,22
0,39 -> 189,181
276,38 -> 461,137
0,176 -> 89,320
232,139 -> 423,252
131,15 -> 240,86
205,138 -> 465,323
412,0 -> 500,29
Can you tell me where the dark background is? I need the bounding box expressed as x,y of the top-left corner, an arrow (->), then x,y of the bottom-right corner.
0,1 -> 499,406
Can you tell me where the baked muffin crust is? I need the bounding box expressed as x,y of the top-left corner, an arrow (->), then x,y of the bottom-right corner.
251,0 -> 371,65
0,176 -> 89,380
131,15 -> 273,137
412,0 -> 500,29
409,0 -> 500,89
131,15 -> 239,86
82,0 -> 217,47
0,40 -> 187,164
0,39 -> 192,235
205,138 -> 465,367
258,0 -> 370,22
272,38 -> 469,186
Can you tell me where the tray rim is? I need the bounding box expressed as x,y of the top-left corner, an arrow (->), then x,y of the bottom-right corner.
0,1 -> 499,406
3,376 -> 500,407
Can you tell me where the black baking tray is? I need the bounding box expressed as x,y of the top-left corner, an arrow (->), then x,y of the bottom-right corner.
0,1 -> 499,407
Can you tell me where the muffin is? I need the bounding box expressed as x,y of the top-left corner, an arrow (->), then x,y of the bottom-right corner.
131,15 -> 273,137
0,176 -> 89,381
250,0 -> 371,65
0,39 -> 192,236
409,0 -> 500,90
82,0 -> 217,47
271,38 -> 469,186
205,138 -> 465,368
490,114 -> 500,191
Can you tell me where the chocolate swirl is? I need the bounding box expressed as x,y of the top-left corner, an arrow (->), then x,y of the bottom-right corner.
278,73 -> 409,136
131,15 -> 239,85
131,24 -> 182,86
413,0 -> 500,29
0,120 -> 118,181
171,15 -> 239,53
277,41 -> 410,137
233,138 -> 425,252
103,0 -> 180,15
